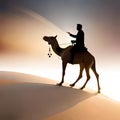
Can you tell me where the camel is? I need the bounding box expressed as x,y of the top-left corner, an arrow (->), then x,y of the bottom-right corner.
43,35 -> 100,93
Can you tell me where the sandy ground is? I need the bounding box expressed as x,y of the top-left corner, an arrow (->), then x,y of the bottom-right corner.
0,71 -> 120,120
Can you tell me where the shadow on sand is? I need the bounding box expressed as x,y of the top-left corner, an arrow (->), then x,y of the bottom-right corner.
0,71 -> 95,120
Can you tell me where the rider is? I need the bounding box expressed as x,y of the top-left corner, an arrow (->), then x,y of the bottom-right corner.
67,24 -> 87,63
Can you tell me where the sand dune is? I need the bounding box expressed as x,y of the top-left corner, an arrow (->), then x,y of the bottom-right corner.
45,94 -> 120,120
0,71 -> 120,120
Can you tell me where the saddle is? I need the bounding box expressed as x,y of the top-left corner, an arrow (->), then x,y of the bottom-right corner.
69,46 -> 88,64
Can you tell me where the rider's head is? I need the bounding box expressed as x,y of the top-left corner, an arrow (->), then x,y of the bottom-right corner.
77,24 -> 82,31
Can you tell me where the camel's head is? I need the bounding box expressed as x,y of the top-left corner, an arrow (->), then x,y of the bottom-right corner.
43,35 -> 57,45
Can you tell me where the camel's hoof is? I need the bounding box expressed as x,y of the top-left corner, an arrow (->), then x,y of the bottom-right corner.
97,88 -> 101,93
80,87 -> 84,90
69,84 -> 75,87
97,90 -> 100,93
56,83 -> 62,86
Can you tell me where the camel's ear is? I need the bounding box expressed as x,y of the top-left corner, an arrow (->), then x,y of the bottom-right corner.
55,35 -> 57,38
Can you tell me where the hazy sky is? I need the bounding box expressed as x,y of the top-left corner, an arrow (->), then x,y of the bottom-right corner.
1,0 -> 120,28
1,0 -> 120,44
1,0 -> 120,24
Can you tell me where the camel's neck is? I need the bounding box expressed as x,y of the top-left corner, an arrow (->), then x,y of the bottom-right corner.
51,40 -> 64,57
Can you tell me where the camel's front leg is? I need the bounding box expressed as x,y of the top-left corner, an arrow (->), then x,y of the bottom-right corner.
70,64 -> 84,87
57,61 -> 67,86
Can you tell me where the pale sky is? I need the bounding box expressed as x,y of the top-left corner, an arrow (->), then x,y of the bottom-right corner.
1,0 -> 120,49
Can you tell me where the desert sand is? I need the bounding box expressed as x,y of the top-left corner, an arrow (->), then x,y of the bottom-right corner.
0,71 -> 120,120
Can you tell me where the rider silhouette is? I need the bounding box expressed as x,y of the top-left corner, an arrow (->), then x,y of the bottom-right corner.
67,24 -> 87,63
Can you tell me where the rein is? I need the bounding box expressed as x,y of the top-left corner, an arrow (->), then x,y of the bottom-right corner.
47,42 -> 71,58
48,45 -> 52,58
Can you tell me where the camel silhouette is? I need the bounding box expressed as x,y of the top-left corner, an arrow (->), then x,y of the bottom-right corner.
43,35 -> 100,93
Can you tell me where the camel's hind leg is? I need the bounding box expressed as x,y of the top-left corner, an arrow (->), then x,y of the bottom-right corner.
91,62 -> 100,93
80,66 -> 90,90
70,64 -> 84,87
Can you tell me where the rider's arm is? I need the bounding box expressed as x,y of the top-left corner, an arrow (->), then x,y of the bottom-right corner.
67,32 -> 77,38
69,33 -> 77,38
71,40 -> 76,43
